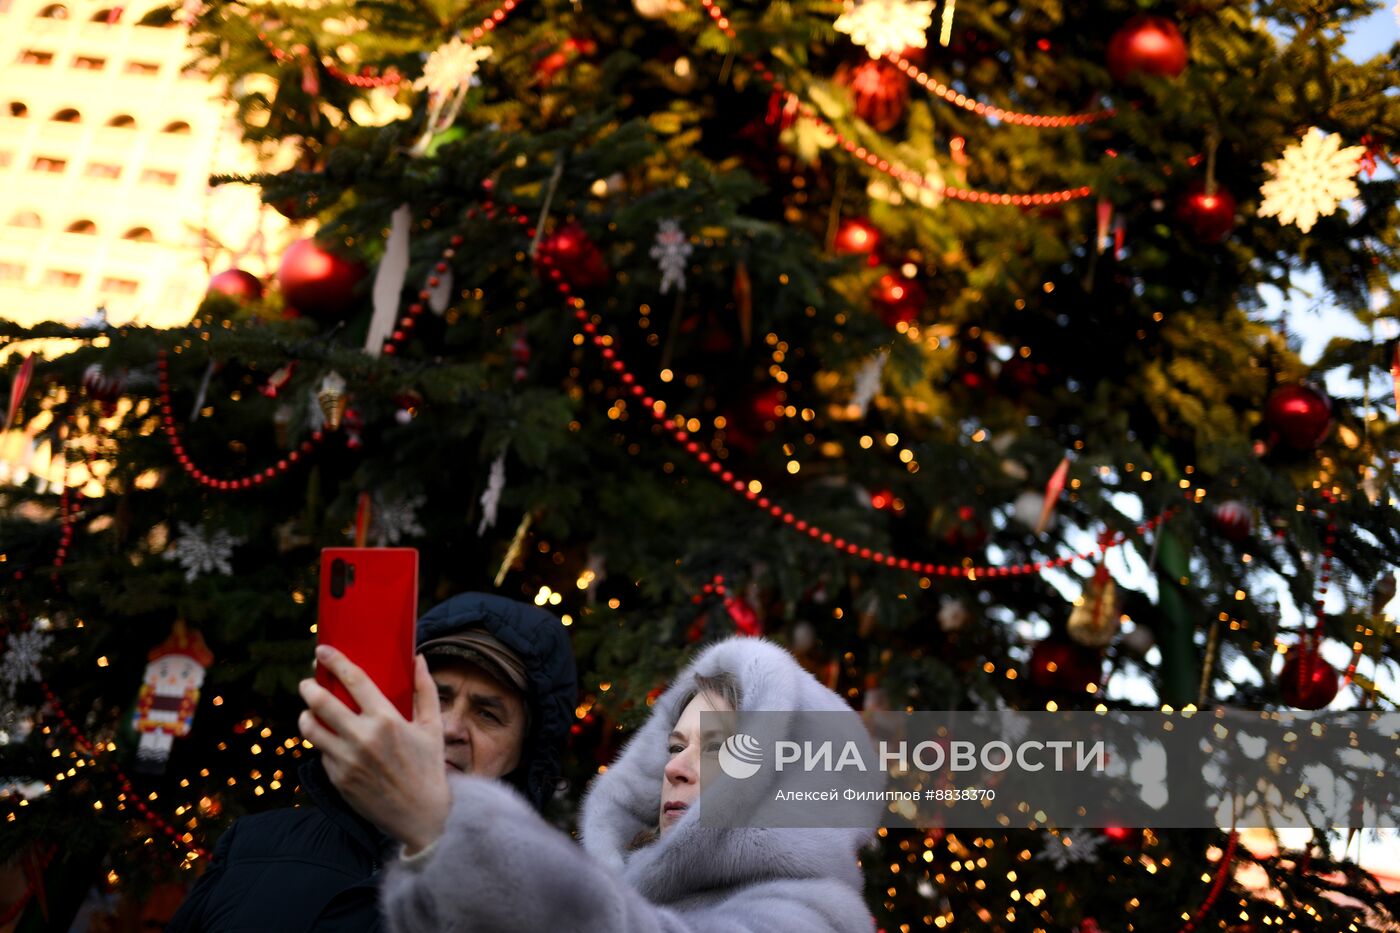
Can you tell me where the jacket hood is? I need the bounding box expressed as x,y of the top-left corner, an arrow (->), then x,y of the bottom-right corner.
578,636 -> 875,906
416,592 -> 577,811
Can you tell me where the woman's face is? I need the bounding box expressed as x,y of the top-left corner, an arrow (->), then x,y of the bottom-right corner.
659,690 -> 733,836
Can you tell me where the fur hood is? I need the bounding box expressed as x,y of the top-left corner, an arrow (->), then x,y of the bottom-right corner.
579,636 -> 874,906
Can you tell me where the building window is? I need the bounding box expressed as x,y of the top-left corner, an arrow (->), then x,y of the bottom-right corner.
0,263 -> 24,282
7,212 -> 41,228
139,169 -> 177,186
43,269 -> 81,288
65,219 -> 97,234
89,7 -> 120,22
106,114 -> 136,128
123,61 -> 160,76
8,102 -> 27,117
122,226 -> 155,242
18,50 -> 55,66
51,108 -> 80,123
84,163 -> 121,179
72,56 -> 106,70
160,120 -> 191,134
36,3 -> 67,17
99,276 -> 139,294
31,156 -> 66,173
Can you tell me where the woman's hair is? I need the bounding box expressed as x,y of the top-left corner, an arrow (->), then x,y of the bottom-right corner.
626,670 -> 744,852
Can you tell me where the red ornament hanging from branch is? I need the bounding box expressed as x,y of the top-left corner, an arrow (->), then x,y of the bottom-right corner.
207,268 -> 264,303
1279,641 -> 1339,709
1263,383 -> 1333,451
277,238 -> 367,321
1106,16 -> 1188,83
535,222 -> 610,290
836,58 -> 909,132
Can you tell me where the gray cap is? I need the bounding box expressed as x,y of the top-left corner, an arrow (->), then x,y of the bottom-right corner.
418,628 -> 528,695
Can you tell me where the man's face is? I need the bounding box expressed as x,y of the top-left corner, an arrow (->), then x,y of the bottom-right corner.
429,658 -> 528,779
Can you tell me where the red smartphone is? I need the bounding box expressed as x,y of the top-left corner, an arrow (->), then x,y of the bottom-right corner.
316,547 -> 418,720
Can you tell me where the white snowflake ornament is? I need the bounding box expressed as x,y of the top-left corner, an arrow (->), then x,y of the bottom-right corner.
1259,128 -> 1365,233
850,350 -> 888,417
362,492 -> 427,546
1035,831 -> 1106,869
164,522 -> 241,582
477,452 -> 507,535
649,219 -> 693,295
1,629 -> 52,697
835,0 -> 935,59
412,37 -> 492,152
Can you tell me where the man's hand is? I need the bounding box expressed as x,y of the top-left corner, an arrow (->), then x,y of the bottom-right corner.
298,646 -> 451,855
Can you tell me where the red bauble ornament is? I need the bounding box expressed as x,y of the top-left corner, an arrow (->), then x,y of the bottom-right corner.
277,239 -> 366,321
1029,640 -> 1102,692
1211,500 -> 1252,543
838,58 -> 909,132
724,596 -> 763,637
534,37 -> 597,86
1279,644 -> 1339,709
834,217 -> 882,258
871,272 -> 925,326
1264,383 -> 1333,451
942,505 -> 988,551
82,363 -> 127,413
535,222 -> 610,290
1107,16 -> 1188,83
207,268 -> 263,303
1177,185 -> 1238,244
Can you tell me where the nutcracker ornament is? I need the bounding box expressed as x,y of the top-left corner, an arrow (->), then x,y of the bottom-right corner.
131,620 -> 213,773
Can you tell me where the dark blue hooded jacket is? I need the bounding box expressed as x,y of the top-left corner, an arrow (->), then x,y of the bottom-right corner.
167,593 -> 577,932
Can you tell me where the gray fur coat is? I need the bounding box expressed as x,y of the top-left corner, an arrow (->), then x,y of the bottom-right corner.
381,637 -> 876,932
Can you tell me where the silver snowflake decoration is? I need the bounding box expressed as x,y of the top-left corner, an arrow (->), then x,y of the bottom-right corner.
1035,831 -> 1105,869
835,0 -> 935,59
367,492 -> 427,546
649,219 -> 693,295
164,522 -> 242,582
1,629 -> 52,697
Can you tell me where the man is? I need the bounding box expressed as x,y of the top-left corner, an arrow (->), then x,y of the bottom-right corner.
168,592 -> 577,932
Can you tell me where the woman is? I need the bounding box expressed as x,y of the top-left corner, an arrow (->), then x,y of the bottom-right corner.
301,635 -> 877,932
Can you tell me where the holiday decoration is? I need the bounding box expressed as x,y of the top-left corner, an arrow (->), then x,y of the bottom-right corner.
833,217 -> 882,257
871,271 -> 925,326
536,222 -> 610,289
721,595 -> 762,637
131,620 -> 212,773
534,37 -> 596,86
1067,566 -> 1119,647
206,268 -> 263,302
277,239 -> 367,321
850,350 -> 888,417
1037,457 -> 1070,534
941,505 -> 987,551
1036,831 -> 1106,869
835,0 -> 935,58
4,353 -> 34,432
1258,128 -> 1365,233
837,58 -> 909,132
163,522 -> 241,582
1,628 -> 52,700
368,204 -> 411,355
1279,642 -> 1339,709
1106,16 -> 1188,83
649,218 -> 692,294
478,451 -> 507,535
365,491 -> 426,546
937,597 -> 970,632
1263,383 -> 1333,451
1176,185 -> 1238,243
412,36 -> 491,149
82,363 -> 128,413
316,371 -> 348,431
1211,500 -> 1252,543
1011,490 -> 1047,531
1028,640 -> 1101,692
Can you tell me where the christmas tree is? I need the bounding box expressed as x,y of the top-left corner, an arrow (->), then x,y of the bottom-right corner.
2,0 -> 1399,928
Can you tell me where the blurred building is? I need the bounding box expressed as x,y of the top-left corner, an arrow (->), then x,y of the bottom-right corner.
0,0 -> 283,328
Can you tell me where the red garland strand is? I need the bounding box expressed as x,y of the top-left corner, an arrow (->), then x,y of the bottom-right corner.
157,351 -> 330,490
1177,830 -> 1239,933
695,0 -> 1095,205
884,52 -> 1115,128
257,0 -> 524,90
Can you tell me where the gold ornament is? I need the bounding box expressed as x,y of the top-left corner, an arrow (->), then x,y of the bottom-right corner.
1067,568 -> 1119,647
316,372 -> 348,431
